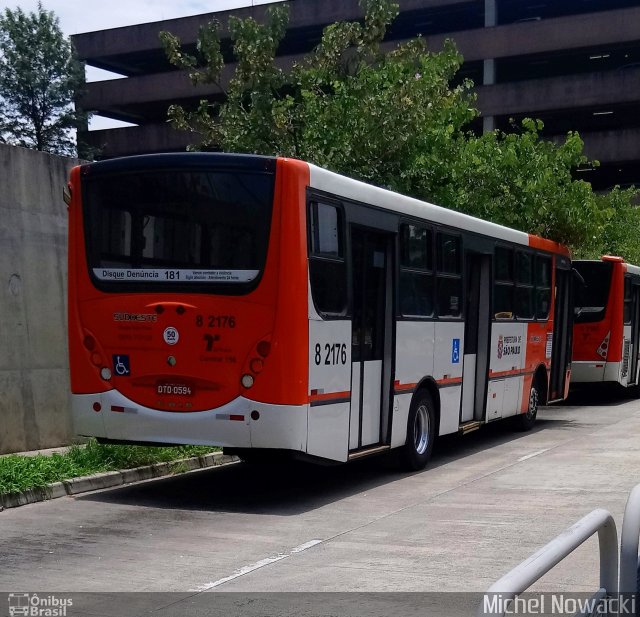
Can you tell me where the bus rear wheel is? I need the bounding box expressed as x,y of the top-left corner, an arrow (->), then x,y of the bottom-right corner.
400,392 -> 436,471
515,381 -> 539,432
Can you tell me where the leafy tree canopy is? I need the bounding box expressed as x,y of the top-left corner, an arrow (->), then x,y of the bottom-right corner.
161,0 -> 638,259
0,2 -> 85,156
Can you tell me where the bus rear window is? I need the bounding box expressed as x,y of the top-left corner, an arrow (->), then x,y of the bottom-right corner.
83,168 -> 274,290
574,261 -> 613,323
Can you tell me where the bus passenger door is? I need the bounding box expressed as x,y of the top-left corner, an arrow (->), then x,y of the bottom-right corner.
460,253 -> 491,423
549,263 -> 573,402
349,227 -> 393,452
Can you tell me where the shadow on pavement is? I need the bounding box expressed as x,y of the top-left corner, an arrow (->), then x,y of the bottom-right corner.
564,382 -> 639,407
79,412 -> 576,516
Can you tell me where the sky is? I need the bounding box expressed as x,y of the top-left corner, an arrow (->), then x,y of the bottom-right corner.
0,0 -> 283,129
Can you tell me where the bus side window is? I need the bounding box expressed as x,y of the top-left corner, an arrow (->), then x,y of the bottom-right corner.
494,246 -> 514,319
535,255 -> 551,319
624,276 -> 632,324
436,233 -> 462,318
399,223 -> 434,317
516,251 -> 535,320
309,202 -> 347,316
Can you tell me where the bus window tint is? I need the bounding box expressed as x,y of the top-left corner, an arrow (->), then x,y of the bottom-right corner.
399,224 -> 433,317
437,234 -> 460,274
436,234 -> 461,318
99,209 -> 131,263
624,277 -> 632,324
494,246 -> 514,319
309,203 -> 347,316
535,255 -> 552,319
516,252 -> 535,319
401,224 -> 432,270
85,168 -> 274,283
311,203 -> 341,257
573,261 -> 613,323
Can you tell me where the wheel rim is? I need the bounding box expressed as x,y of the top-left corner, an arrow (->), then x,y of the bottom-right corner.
413,404 -> 431,455
527,386 -> 539,419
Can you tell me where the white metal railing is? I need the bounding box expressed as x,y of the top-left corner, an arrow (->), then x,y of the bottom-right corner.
480,482 -> 640,617
620,483 -> 640,594
478,509 -> 618,617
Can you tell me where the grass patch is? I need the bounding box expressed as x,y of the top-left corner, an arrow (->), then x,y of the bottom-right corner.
0,440 -> 219,495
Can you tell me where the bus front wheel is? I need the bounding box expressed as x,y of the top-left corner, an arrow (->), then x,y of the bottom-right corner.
400,392 -> 436,471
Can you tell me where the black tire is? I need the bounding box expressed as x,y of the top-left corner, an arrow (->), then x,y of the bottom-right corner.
400,391 -> 436,471
515,380 -> 539,431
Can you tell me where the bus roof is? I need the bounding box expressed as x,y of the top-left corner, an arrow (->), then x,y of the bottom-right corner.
307,162 -> 569,256
80,152 -> 276,175
575,257 -> 640,276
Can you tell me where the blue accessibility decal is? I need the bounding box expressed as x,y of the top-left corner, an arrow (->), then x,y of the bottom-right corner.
451,339 -> 460,364
113,355 -> 131,376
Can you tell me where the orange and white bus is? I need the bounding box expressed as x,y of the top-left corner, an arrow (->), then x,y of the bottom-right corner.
66,153 -> 573,469
573,256 -> 640,389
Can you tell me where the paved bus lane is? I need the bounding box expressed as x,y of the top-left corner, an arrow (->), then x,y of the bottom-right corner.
0,388 -> 638,611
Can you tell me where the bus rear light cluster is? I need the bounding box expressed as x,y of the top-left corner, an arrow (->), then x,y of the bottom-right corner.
241,374 -> 254,389
83,332 -> 110,379
257,341 -> 271,358
597,332 -> 610,360
242,338 -> 272,388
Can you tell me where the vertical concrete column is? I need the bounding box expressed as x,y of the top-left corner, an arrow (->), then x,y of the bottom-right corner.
483,0 -> 497,132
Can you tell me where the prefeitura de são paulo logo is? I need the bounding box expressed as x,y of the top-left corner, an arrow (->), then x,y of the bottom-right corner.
497,335 -> 504,359
8,593 -> 72,617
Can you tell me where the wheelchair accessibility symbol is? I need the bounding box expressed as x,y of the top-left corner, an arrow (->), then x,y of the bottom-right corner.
112,355 -> 131,376
451,338 -> 460,364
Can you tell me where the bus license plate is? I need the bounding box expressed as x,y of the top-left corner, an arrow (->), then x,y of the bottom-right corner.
157,383 -> 193,396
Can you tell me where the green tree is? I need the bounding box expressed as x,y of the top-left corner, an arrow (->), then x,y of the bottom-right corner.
0,3 -> 86,156
160,0 -> 475,195
576,187 -> 640,263
160,0 -> 637,254
432,120 -> 606,249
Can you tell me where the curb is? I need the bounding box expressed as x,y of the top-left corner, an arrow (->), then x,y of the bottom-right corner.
0,452 -> 238,510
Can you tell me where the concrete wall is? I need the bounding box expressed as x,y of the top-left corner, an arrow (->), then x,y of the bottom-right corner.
0,144 -> 80,454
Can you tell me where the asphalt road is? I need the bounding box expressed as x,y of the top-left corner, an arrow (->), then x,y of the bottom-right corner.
1,387 -> 639,615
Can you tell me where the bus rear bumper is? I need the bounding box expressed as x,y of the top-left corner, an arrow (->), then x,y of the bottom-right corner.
570,361 -> 607,383
71,392 -> 308,452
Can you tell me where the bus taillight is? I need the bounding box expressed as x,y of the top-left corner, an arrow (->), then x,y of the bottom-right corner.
257,341 -> 271,358
597,332 -> 610,360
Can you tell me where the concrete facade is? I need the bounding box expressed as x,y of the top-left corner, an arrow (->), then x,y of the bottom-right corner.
0,144 -> 78,454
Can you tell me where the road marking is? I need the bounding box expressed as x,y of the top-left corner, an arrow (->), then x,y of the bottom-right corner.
517,448 -> 550,462
291,539 -> 322,553
190,539 -> 323,591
